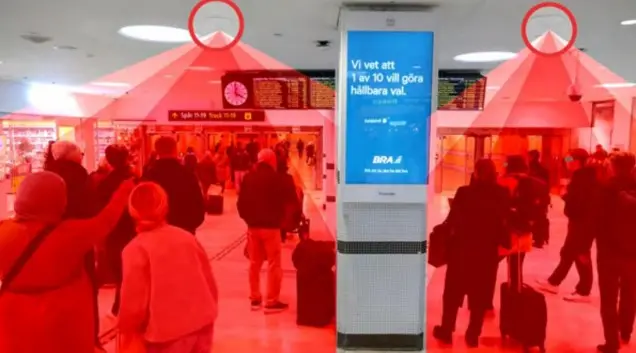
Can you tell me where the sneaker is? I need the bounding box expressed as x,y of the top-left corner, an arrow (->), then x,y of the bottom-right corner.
596,343 -> 619,353
563,292 -> 591,303
535,279 -> 559,294
621,332 -> 631,344
264,301 -> 289,313
432,325 -> 453,345
250,299 -> 262,311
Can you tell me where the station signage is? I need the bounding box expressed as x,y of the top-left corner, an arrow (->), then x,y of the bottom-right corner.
168,110 -> 266,122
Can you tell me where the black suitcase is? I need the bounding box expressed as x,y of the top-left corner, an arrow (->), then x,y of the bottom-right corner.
499,256 -> 547,352
206,195 -> 224,215
292,239 -> 336,327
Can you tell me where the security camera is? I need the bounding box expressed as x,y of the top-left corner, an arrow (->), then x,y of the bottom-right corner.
567,83 -> 582,102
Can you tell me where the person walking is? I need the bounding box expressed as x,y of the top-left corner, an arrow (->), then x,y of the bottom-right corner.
536,149 -> 599,302
231,143 -> 251,194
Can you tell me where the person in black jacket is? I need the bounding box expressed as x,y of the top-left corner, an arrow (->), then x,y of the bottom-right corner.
231,143 -> 251,194
595,152 -> 636,353
142,136 -> 205,235
536,148 -> 598,302
238,148 -> 299,313
45,140 -> 102,351
94,145 -> 136,317
183,147 -> 198,175
432,159 -> 510,348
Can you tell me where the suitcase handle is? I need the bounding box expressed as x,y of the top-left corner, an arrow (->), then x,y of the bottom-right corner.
506,237 -> 523,292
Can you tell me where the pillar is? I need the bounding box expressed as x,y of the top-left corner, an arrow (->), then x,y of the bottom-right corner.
336,6 -> 436,352
322,110 -> 337,237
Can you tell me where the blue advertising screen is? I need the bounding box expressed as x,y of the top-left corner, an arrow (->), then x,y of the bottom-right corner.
344,31 -> 434,185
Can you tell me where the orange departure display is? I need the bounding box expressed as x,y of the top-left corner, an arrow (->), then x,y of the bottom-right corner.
168,110 -> 266,122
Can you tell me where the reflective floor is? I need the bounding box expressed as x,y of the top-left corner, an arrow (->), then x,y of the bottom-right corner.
94,159 -> 624,352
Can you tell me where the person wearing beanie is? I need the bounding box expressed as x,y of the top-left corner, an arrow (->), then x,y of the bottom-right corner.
118,182 -> 218,352
95,144 -> 136,318
0,172 -> 134,353
237,148 -> 299,313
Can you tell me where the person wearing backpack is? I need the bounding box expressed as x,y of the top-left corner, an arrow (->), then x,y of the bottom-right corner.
535,148 -> 600,303
595,152 -> 636,353
498,155 -> 550,286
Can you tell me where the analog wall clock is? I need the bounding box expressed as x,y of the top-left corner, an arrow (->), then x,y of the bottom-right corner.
224,81 -> 248,106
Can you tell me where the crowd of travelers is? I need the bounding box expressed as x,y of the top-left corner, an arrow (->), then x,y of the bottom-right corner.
0,134 -> 308,353
432,144 -> 636,353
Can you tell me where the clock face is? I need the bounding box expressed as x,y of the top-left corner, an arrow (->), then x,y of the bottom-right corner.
224,81 -> 248,106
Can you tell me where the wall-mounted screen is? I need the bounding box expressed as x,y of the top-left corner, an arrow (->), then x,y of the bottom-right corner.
437,70 -> 487,110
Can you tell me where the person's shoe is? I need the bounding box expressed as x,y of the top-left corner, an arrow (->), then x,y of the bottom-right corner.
264,301 -> 289,313
596,343 -> 619,353
432,325 -> 453,345
250,299 -> 262,311
563,292 -> 591,303
621,332 -> 631,344
535,279 -> 559,294
465,334 -> 479,348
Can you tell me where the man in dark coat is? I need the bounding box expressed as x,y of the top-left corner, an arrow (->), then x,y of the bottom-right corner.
595,152 -> 636,353
536,148 -> 599,302
142,136 -> 205,235
432,159 -> 510,348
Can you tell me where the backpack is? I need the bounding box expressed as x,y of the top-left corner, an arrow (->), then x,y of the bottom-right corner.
507,175 -> 549,234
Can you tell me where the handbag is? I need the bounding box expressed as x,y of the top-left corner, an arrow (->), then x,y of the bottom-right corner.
0,224 -> 55,294
117,333 -> 147,353
428,222 -> 452,268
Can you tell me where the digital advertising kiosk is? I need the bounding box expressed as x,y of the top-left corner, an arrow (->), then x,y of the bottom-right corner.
336,5 -> 438,352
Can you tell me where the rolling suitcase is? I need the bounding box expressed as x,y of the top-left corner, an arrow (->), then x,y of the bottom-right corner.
292,238 -> 336,327
499,255 -> 547,352
206,184 -> 224,215
206,195 -> 224,215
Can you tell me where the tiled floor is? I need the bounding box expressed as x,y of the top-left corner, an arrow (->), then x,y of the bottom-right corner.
96,160 -> 625,352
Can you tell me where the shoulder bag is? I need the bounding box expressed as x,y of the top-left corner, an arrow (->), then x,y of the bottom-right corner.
0,224 -> 56,295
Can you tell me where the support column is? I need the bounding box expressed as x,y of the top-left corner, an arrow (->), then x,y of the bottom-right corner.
336,6 -> 436,352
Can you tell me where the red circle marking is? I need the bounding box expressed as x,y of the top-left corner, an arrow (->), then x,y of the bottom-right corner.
521,2 -> 578,56
188,0 -> 245,51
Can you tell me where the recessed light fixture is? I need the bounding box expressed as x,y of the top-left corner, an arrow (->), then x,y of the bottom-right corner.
595,82 -> 636,88
118,25 -> 193,43
620,19 -> 636,26
454,51 -> 517,63
187,66 -> 213,71
91,81 -> 131,87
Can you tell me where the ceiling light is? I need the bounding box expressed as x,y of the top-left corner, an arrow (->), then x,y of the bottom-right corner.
620,19 -> 636,26
596,82 -> 636,88
187,66 -> 213,71
118,25 -> 193,43
91,81 -> 130,87
454,51 -> 517,63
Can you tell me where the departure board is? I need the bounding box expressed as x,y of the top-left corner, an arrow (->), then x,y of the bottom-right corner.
221,70 -> 485,110
437,70 -> 487,110
221,70 -> 334,110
